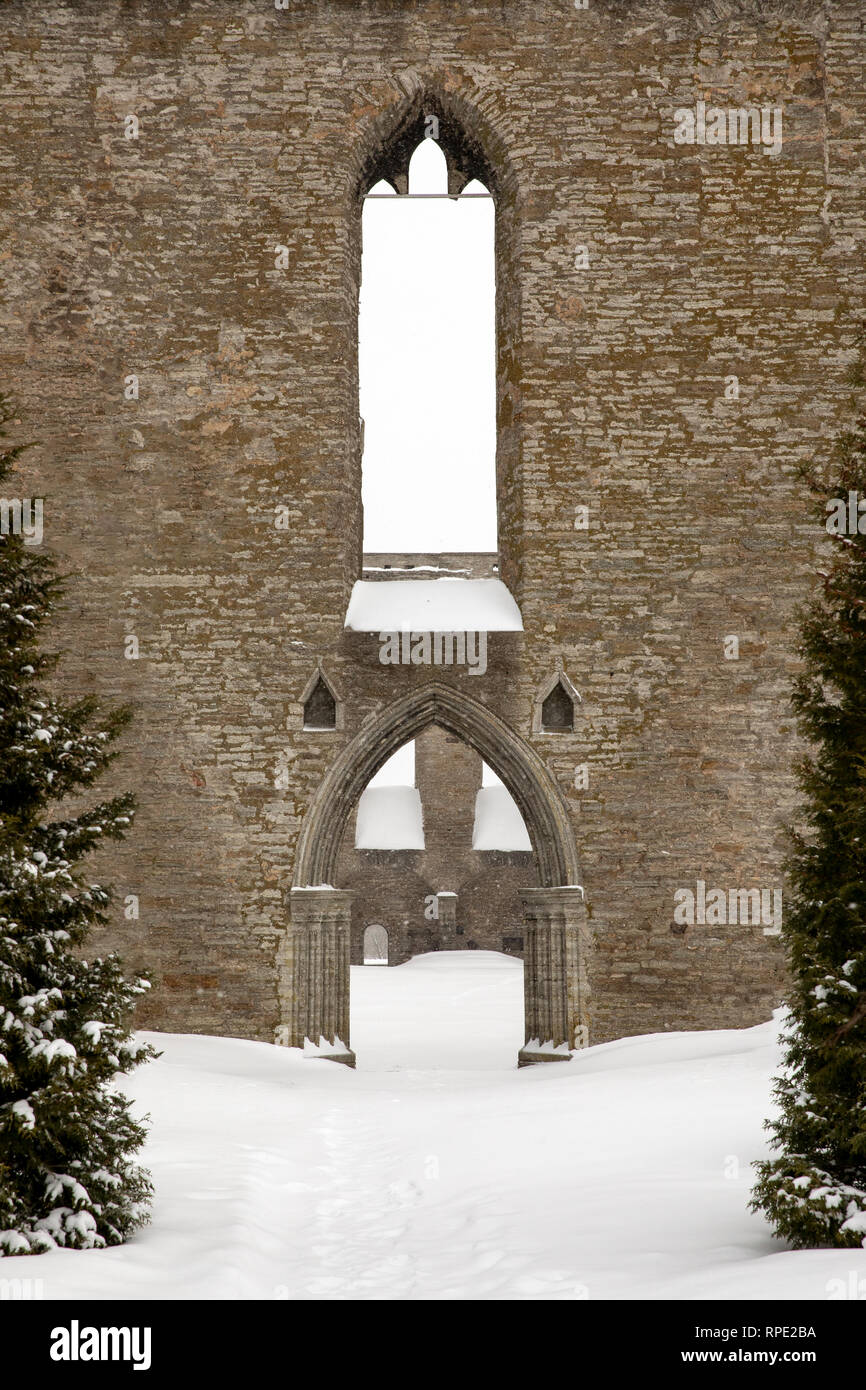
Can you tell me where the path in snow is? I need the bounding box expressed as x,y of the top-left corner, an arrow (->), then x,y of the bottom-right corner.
4,952 -> 865,1300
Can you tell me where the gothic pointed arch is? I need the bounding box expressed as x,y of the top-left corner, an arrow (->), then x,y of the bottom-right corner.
293,683 -> 580,890
349,71 -> 521,202
355,83 -> 505,199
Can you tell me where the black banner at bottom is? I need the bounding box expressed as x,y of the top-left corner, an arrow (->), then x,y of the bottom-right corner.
0,1298 -> 856,1376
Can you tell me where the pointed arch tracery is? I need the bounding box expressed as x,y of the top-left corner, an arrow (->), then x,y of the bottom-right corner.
293,683 -> 581,890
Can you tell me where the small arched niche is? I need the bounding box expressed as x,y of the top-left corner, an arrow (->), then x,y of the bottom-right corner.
301,666 -> 342,732
533,670 -> 581,735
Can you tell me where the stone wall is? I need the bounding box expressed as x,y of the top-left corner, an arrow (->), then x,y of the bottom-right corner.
1,0 -> 864,1044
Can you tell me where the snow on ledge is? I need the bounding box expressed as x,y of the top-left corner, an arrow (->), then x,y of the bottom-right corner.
273,1026 -> 352,1058
344,578 -> 523,632
523,1038 -> 573,1057
302,1035 -> 351,1058
472,785 -> 532,851
355,786 -> 425,850
364,564 -> 471,575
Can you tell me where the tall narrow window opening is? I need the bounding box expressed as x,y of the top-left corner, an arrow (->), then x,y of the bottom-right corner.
359,136 -> 496,553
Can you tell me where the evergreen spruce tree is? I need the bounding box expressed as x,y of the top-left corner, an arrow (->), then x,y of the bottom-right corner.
751,336 -> 866,1249
0,398 -> 155,1255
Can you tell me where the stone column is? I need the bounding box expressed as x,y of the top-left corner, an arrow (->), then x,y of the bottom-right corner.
436,892 -> 457,929
279,887 -> 355,1067
518,885 -> 591,1067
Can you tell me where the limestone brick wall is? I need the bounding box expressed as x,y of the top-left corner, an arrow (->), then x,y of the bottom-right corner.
1,1 -> 863,1042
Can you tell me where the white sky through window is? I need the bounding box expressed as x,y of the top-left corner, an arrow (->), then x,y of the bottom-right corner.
368,741 -> 415,787
359,140 -> 496,552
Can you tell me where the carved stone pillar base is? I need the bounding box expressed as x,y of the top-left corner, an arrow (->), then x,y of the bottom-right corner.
518,885 -> 591,1067
279,887 -> 355,1067
308,1045 -> 356,1068
517,1045 -> 572,1067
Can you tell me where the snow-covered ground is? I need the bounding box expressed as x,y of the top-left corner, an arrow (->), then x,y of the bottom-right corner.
5,952 -> 865,1300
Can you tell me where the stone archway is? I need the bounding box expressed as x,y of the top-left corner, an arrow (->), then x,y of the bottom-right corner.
281,684 -> 589,1067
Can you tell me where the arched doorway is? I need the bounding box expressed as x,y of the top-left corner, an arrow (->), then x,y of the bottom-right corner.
363,924 -> 389,965
281,684 -> 589,1067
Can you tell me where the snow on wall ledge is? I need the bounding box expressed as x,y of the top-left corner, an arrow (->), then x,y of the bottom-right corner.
472,785 -> 532,851
344,578 -> 523,632
355,786 -> 425,849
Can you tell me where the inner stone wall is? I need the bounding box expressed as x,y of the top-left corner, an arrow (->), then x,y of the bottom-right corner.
1,0 -> 864,1044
